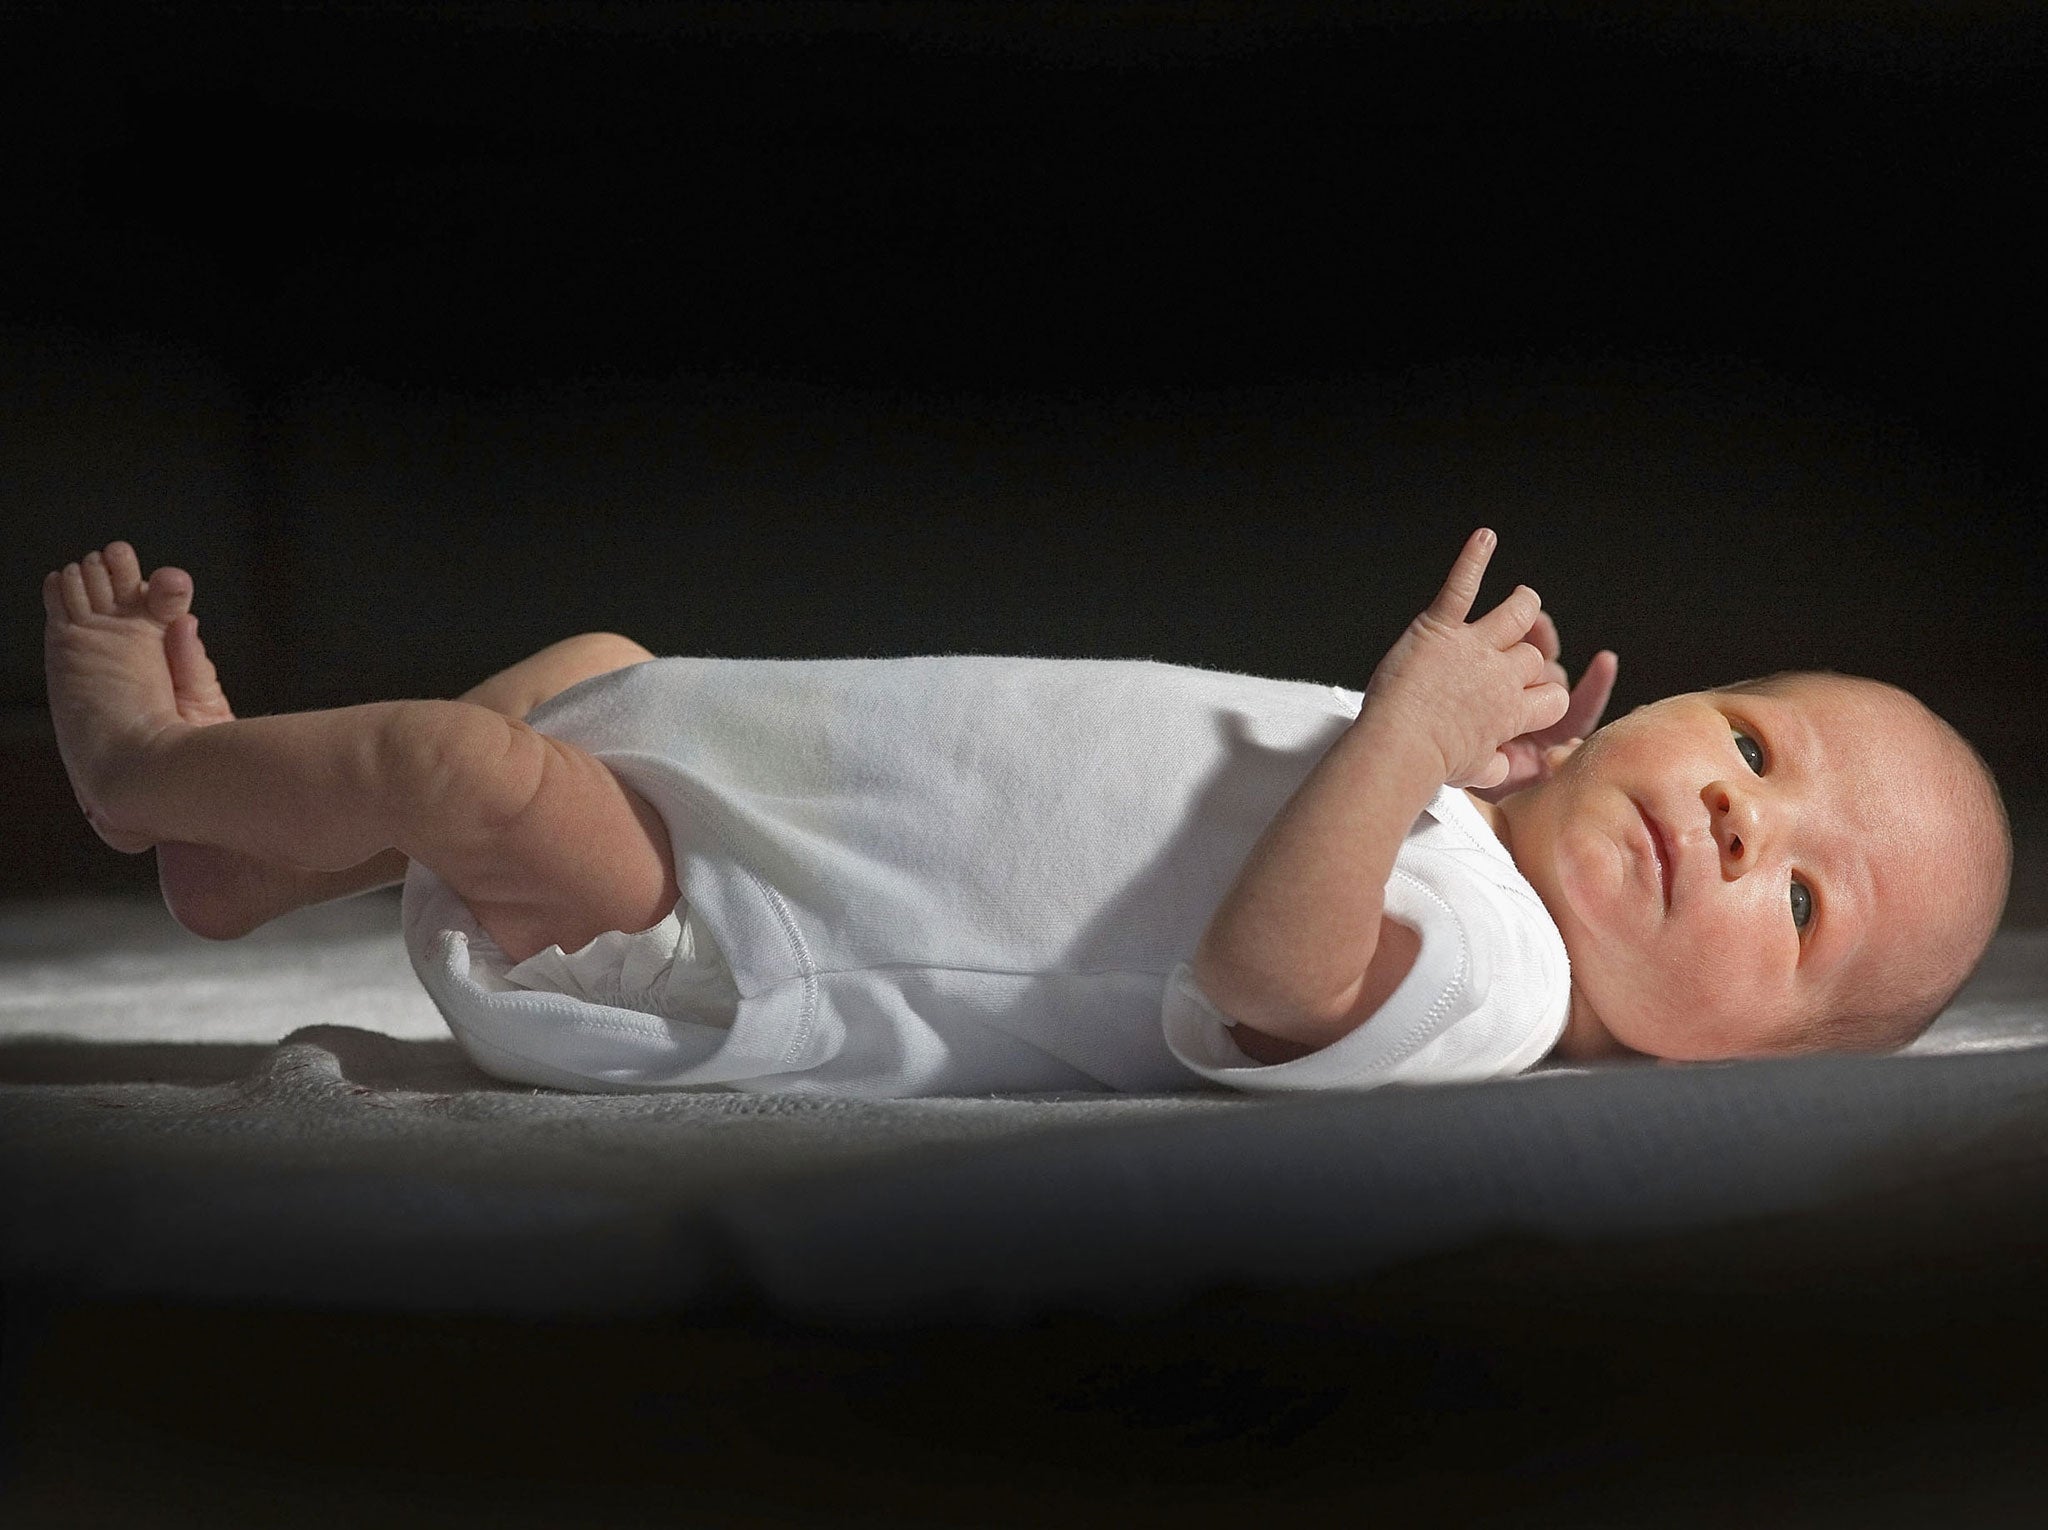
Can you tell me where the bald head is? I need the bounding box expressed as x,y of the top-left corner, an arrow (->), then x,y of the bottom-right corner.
1724,670 -> 2011,1050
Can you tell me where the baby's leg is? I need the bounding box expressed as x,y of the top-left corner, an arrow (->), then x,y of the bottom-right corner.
455,631 -> 656,723
46,546 -> 677,964
164,631 -> 659,918
136,700 -> 675,962
150,565 -> 650,933
128,702 -> 678,966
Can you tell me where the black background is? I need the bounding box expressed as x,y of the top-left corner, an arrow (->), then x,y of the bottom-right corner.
6,2 -> 2042,743
6,7 -> 2048,1519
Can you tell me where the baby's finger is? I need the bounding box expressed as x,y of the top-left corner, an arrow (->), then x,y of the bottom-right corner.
1510,609 -> 1565,689
1425,528 -> 1496,624
1526,678 -> 1572,734
1504,636 -> 1551,684
1558,649 -> 1620,738
1473,582 -> 1542,648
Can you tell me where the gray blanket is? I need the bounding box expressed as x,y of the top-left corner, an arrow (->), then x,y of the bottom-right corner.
4,889 -> 2046,1325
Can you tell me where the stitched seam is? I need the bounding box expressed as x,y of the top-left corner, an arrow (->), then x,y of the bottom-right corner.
796,958 -> 1185,980
744,876 -> 818,1067
614,760 -> 823,1070
1435,796 -> 1556,922
692,831 -> 817,1069
1380,865 -> 1470,1066
1433,788 -> 1499,856
446,985 -> 672,1043
574,985 -> 733,1010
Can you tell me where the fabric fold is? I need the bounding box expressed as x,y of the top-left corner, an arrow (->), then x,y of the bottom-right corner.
500,902 -> 741,1028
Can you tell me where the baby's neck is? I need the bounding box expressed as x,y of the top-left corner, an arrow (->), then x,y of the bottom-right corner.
1462,785 -> 1633,1063
1461,788 -> 1511,850
1553,987 -> 1634,1061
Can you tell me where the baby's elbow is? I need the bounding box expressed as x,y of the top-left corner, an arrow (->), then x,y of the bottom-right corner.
1190,943 -> 1363,1051
1189,940 -> 1264,1029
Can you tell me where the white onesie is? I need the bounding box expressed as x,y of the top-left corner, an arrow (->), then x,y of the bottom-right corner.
399,656 -> 1570,1097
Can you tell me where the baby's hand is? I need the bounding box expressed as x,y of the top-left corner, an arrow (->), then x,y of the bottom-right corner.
1468,606 -> 1618,802
1364,528 -> 1571,791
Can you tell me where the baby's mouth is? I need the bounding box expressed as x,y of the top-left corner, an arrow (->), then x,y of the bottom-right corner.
1633,797 -> 1673,911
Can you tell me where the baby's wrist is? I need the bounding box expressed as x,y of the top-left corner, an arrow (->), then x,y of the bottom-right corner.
1352,691 -> 1454,789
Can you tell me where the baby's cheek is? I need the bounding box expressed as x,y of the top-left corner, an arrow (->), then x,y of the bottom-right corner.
1598,944 -> 1726,1056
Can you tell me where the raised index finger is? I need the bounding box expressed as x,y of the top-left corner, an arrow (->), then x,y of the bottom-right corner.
1426,528 -> 1497,624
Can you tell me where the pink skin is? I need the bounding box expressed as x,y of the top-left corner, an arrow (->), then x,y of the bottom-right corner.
40,543 -> 399,937
48,533 -> 1958,1056
42,546 -> 195,853
43,541 -> 661,944
1483,674 -> 1965,1061
1469,606 -> 1618,804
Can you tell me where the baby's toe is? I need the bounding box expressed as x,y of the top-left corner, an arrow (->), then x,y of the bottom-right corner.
144,566 -> 195,623
80,550 -> 116,614
102,541 -> 146,604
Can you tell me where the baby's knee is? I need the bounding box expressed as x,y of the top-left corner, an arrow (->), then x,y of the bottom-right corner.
377,700 -> 548,838
578,632 -> 655,668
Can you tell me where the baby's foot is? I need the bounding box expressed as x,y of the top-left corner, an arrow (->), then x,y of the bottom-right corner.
42,543 -> 196,854
162,596 -> 234,727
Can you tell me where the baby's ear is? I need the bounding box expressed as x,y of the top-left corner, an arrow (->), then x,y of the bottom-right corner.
1541,738 -> 1585,776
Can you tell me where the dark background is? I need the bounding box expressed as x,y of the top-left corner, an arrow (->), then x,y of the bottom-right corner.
4,1 -> 2044,898
7,8 -> 2048,1520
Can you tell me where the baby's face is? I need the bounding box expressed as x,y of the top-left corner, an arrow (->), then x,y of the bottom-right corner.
1498,673 -> 1964,1060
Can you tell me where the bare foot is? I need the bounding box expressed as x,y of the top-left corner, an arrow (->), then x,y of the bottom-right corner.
161,593 -> 234,728
38,540 -> 345,941
42,542 -> 196,854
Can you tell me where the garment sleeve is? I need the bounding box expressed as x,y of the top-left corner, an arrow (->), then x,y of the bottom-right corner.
1159,855 -> 1566,1093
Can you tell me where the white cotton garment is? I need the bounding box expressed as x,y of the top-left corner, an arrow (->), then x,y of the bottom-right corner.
1160,783 -> 1571,1090
400,655 -> 1569,1097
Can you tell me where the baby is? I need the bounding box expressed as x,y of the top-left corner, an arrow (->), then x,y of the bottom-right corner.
43,531 -> 2010,1096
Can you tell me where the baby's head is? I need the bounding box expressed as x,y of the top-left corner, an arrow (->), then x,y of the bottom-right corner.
1494,670 -> 2011,1062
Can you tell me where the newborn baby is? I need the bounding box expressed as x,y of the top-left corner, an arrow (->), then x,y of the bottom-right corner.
42,532 -> 2010,1096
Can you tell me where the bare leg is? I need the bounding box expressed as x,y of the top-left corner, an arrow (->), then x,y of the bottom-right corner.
150,592 -> 411,934
117,702 -> 676,964
46,542 -> 674,961
151,594 -> 653,936
453,632 -> 656,723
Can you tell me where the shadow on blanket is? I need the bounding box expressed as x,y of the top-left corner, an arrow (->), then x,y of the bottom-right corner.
5,898 -> 2048,1523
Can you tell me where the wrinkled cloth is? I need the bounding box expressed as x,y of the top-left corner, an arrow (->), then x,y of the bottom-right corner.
499,902 -> 739,1029
402,656 -> 1566,1097
1162,784 -> 1569,1090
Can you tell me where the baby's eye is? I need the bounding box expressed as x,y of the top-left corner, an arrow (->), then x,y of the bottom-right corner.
1732,728 -> 1765,774
1791,878 -> 1812,931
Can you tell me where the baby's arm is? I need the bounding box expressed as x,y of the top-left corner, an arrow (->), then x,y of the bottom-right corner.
1191,529 -> 1569,1056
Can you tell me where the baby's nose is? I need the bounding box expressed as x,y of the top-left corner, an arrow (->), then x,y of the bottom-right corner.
1709,785 -> 1765,867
